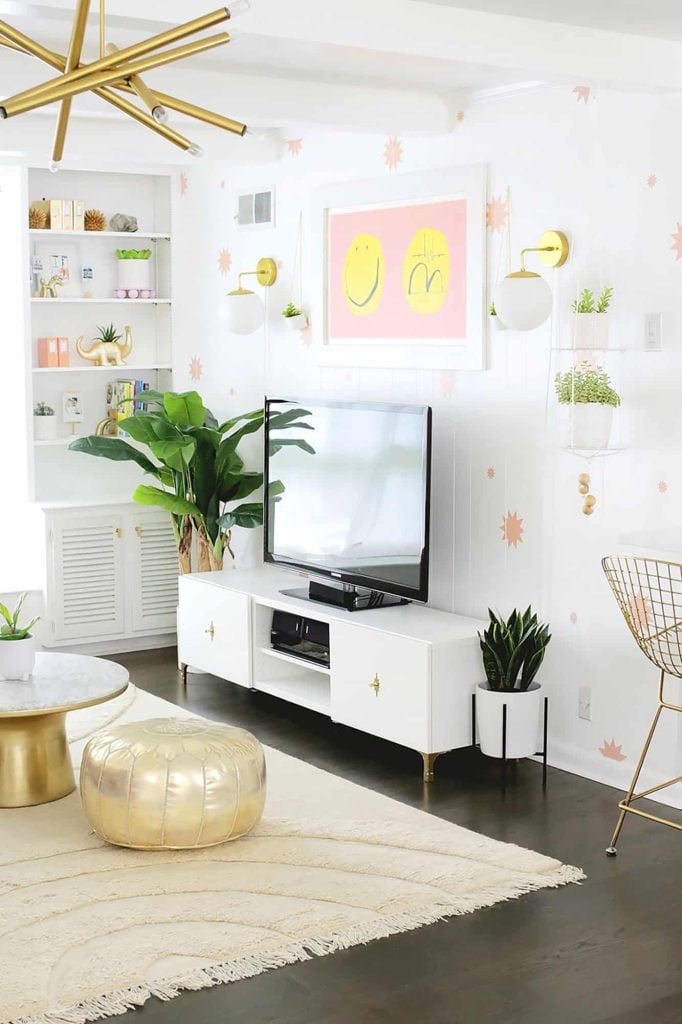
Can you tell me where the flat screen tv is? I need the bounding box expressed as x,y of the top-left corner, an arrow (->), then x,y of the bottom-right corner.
264,398 -> 432,604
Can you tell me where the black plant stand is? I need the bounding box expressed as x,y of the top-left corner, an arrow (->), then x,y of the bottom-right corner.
471,693 -> 549,792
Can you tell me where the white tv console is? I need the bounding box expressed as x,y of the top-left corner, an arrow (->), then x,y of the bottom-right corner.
177,566 -> 486,781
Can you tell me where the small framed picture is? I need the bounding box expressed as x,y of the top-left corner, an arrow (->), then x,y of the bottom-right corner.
62,390 -> 83,423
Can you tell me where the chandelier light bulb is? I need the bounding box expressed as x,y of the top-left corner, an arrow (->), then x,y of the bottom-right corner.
188,143 -> 204,158
228,0 -> 251,17
152,105 -> 169,125
49,159 -> 60,173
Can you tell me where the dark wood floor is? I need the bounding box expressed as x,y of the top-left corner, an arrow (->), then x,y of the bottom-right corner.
113,648 -> 682,1024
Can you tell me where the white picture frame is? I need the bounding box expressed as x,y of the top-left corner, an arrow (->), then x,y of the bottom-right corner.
32,241 -> 81,298
311,165 -> 487,370
62,390 -> 84,423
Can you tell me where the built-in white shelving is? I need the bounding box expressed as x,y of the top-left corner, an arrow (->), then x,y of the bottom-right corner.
33,364 -> 172,374
31,298 -> 171,305
29,229 -> 171,240
258,645 -> 331,676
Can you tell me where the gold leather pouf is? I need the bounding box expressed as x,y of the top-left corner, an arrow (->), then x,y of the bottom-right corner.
80,718 -> 266,850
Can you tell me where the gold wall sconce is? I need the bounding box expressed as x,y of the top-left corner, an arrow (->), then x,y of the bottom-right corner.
226,257 -> 278,335
494,230 -> 570,332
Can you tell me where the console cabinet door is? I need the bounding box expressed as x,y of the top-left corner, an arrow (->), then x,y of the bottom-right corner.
178,578 -> 251,686
330,623 -> 431,751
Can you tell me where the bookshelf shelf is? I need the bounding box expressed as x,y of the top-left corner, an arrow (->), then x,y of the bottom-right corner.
31,298 -> 172,305
32,364 -> 172,373
34,437 -> 75,447
29,230 -> 171,240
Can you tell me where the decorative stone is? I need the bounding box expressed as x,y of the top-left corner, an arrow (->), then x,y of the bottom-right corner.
109,213 -> 138,232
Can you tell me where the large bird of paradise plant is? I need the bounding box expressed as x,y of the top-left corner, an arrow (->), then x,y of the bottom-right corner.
69,390 -> 313,573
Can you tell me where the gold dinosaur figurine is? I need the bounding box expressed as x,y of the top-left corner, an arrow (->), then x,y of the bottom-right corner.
76,324 -> 133,366
38,274 -> 64,298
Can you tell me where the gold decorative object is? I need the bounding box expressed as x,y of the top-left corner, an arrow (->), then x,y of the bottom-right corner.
84,207 -> 106,231
95,412 -> 119,436
76,323 -> 132,365
38,274 -> 64,298
603,556 -> 682,854
80,718 -> 267,849
369,672 -> 381,697
28,205 -> 47,228
578,473 -> 596,515
0,2 -> 249,167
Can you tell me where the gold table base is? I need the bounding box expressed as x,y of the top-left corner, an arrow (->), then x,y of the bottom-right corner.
0,712 -> 75,807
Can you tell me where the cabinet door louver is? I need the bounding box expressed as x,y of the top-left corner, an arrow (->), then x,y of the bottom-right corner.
50,517 -> 126,641
130,513 -> 179,632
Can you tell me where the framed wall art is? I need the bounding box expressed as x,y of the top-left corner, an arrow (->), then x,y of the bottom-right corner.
312,166 -> 487,370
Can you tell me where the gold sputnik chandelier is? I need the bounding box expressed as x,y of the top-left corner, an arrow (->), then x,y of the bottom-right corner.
0,1 -> 251,168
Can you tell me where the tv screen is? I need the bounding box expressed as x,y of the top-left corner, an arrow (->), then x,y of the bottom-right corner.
264,398 -> 431,602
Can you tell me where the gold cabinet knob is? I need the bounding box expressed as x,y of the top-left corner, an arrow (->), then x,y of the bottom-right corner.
115,527 -> 123,539
369,673 -> 380,696
135,525 -> 142,537
205,621 -> 215,641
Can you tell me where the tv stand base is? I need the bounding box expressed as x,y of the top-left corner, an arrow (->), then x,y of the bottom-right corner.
281,580 -> 408,612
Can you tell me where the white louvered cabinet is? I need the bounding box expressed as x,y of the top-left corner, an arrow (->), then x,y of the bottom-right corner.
45,503 -> 178,647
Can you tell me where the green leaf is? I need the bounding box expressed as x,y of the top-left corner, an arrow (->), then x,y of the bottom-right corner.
215,439 -> 245,482
221,472 -> 263,503
132,485 -> 199,516
268,437 -> 315,456
268,479 -> 285,498
218,502 -> 264,530
218,408 -> 263,433
193,439 -> 217,517
269,408 -> 314,430
149,438 -> 196,471
163,390 -> 206,428
221,417 -> 265,451
68,436 -> 161,476
0,602 -> 12,629
117,412 -> 177,444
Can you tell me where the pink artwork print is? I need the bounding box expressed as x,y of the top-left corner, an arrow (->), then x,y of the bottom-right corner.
180,171 -> 189,197
189,355 -> 203,381
286,138 -> 303,156
671,224 -> 682,260
383,136 -> 403,170
500,511 -> 524,548
647,174 -> 657,189
217,248 -> 232,275
327,198 -> 467,342
573,85 -> 591,104
599,739 -> 627,762
486,196 -> 507,232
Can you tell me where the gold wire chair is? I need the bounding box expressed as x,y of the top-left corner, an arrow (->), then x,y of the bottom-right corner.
602,555 -> 682,855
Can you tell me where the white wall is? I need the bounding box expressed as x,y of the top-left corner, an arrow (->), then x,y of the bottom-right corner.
169,84 -> 682,799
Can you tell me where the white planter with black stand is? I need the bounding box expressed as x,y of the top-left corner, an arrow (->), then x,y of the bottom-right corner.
0,635 -> 36,681
476,681 -> 543,759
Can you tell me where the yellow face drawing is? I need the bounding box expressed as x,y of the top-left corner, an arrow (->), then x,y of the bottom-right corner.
343,233 -> 384,316
402,227 -> 450,315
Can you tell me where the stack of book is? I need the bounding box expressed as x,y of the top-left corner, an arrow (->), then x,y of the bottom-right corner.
106,379 -> 150,435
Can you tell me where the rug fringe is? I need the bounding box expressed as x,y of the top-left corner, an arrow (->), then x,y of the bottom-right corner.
6,863 -> 584,1024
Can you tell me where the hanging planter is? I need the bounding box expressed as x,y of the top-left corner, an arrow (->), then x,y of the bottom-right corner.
282,302 -> 308,330
555,365 -> 621,450
571,287 -> 612,349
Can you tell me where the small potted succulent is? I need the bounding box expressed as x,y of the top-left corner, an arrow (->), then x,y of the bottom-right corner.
555,364 -> 621,450
282,301 -> 308,330
115,248 -> 153,294
477,607 -> 551,758
489,300 -> 507,331
33,401 -> 57,441
0,593 -> 39,680
571,286 -> 613,349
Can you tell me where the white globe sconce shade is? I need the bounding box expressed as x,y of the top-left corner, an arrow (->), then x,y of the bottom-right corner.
225,257 -> 278,336
493,229 -> 570,333
494,271 -> 553,332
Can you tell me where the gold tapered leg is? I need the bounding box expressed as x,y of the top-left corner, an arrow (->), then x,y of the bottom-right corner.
421,751 -> 444,783
607,703 -> 663,854
180,662 -> 188,689
0,712 -> 74,807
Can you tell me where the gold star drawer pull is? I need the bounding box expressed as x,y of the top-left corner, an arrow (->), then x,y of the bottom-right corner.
369,673 -> 381,696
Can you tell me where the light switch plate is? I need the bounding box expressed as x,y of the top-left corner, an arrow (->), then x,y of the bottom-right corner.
644,312 -> 662,351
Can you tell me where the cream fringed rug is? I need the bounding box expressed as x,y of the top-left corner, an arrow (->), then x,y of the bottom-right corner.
0,686 -> 584,1024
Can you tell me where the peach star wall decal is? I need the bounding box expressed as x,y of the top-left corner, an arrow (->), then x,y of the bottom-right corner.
300,322 -> 313,348
671,224 -> 682,260
286,138 -> 303,156
486,195 -> 508,232
647,174 -> 657,189
628,592 -> 652,632
220,179 -> 227,189
383,136 -> 403,170
569,612 -> 578,624
438,370 -> 455,398
180,171 -> 189,198
500,511 -> 524,548
217,248 -> 232,275
658,480 -> 669,493
189,355 -> 203,382
455,110 -> 465,124
573,85 -> 591,104
599,739 -> 627,762
486,466 -> 495,479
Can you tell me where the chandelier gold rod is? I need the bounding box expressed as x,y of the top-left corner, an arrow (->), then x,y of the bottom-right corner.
151,91 -> 246,136
99,0 -> 105,59
0,28 -> 197,153
52,0 -> 92,165
0,6 -> 231,115
1,33 -> 231,118
105,42 -> 165,123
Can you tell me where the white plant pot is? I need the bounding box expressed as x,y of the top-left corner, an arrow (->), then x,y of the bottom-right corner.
117,259 -> 152,292
572,313 -> 609,350
567,402 -> 614,450
33,415 -> 58,441
476,681 -> 542,759
285,313 -> 308,331
0,635 -> 36,681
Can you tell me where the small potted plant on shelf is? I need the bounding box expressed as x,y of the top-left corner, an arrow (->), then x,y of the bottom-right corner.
571,286 -> 613,349
33,401 -> 57,441
489,300 -> 507,331
0,593 -> 39,680
554,364 -> 621,450
282,301 -> 308,330
477,607 -> 551,758
115,248 -> 153,297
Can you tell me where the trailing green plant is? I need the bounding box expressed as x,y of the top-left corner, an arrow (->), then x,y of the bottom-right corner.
94,323 -> 122,344
478,607 -> 551,692
282,302 -> 303,318
554,366 -> 621,406
571,286 -> 613,314
0,593 -> 39,641
69,390 -> 314,573
115,249 -> 152,260
33,401 -> 54,416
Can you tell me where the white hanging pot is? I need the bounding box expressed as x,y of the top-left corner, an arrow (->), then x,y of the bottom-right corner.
568,402 -> 614,449
572,313 -> 609,350
33,415 -> 58,441
0,635 -> 36,681
285,313 -> 308,331
117,258 -> 152,292
476,681 -> 542,759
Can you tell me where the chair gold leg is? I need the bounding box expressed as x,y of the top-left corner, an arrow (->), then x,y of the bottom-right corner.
606,702 -> 663,855
180,662 -> 188,689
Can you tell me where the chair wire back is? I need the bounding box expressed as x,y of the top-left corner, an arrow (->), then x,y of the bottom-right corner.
602,555 -> 682,680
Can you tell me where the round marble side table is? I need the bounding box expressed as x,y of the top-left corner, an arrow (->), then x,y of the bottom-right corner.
0,653 -> 129,807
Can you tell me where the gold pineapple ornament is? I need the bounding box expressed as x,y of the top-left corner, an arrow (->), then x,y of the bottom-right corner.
28,205 -> 47,229
84,208 -> 107,232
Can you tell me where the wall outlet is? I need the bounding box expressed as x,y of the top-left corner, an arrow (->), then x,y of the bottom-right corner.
578,686 -> 592,721
644,312 -> 662,351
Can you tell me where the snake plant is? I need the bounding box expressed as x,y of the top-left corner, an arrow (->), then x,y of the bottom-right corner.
478,607 -> 551,691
